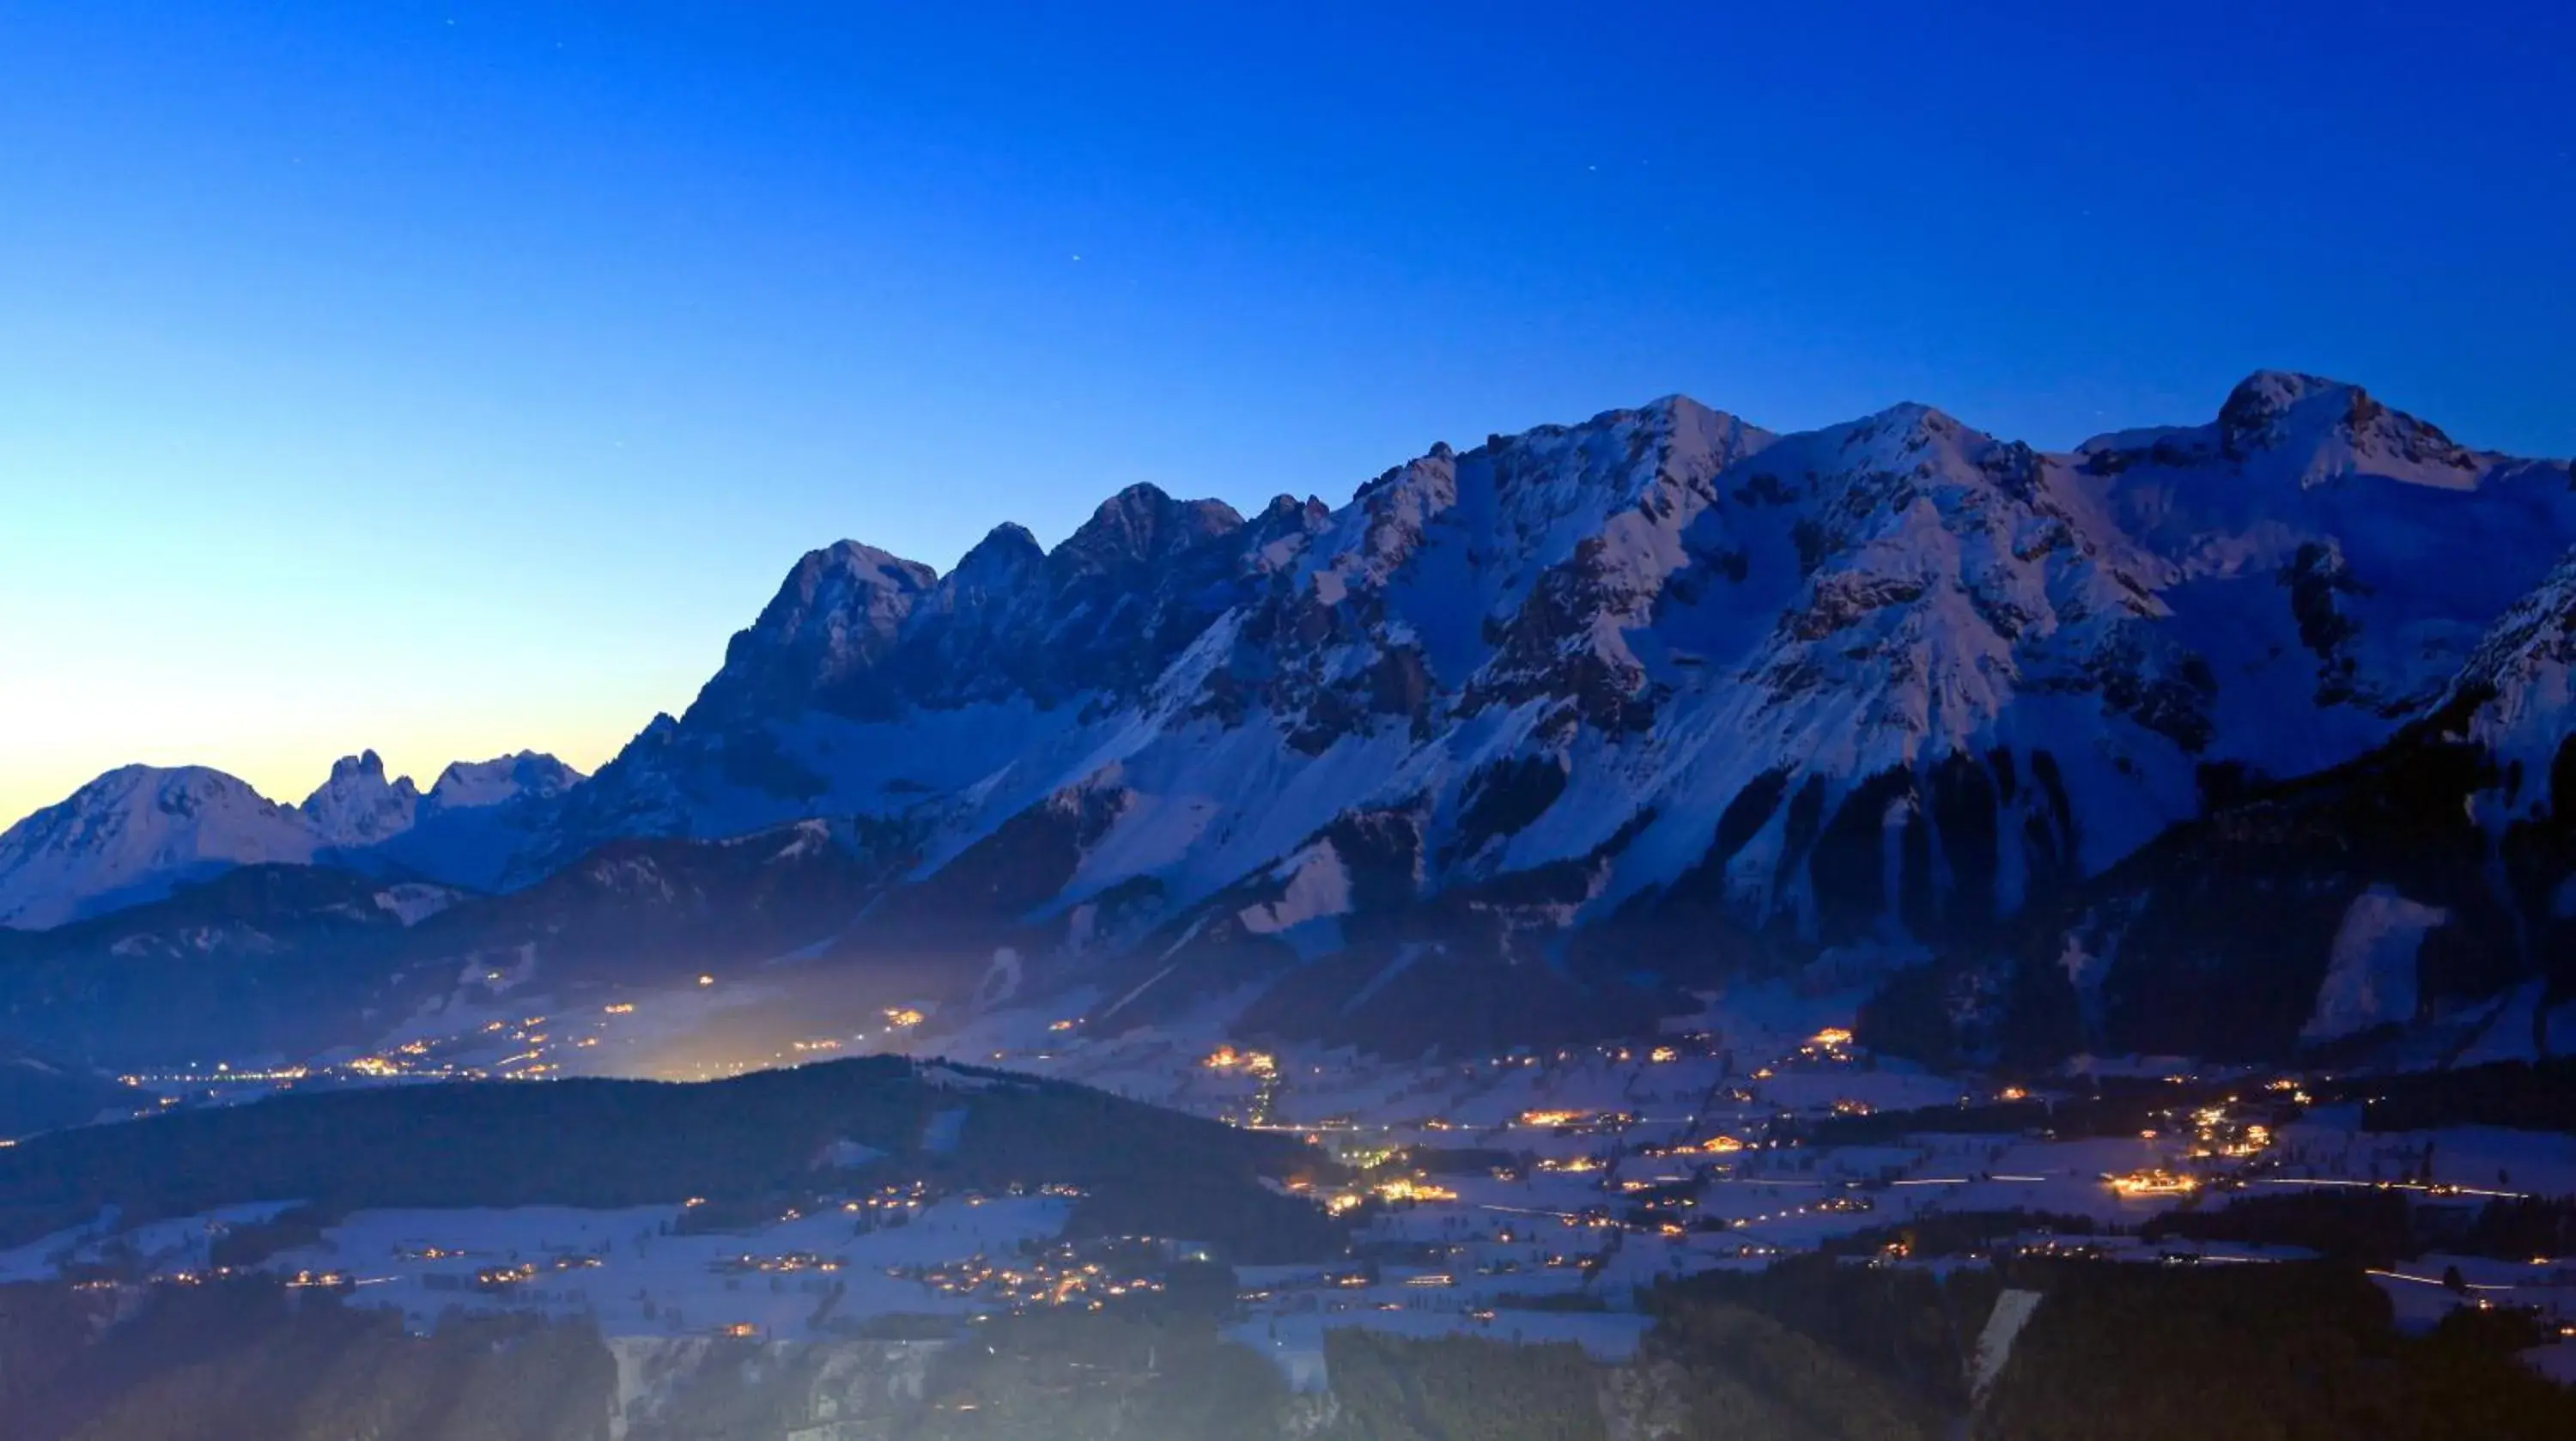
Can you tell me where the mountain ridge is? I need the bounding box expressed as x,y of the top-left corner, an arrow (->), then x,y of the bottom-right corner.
8,371 -> 2573,1064
0,751 -> 585,930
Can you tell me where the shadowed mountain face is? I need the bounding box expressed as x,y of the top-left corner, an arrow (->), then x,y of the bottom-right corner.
7,375 -> 2574,1061
0,1054 -> 1340,1258
1863,547 -> 2576,1068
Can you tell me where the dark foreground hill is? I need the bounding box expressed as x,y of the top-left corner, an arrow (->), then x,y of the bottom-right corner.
0,1055 -> 1345,1262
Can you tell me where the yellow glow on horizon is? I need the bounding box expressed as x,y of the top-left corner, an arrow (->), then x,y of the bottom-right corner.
0,496 -> 738,838
0,706 -> 639,839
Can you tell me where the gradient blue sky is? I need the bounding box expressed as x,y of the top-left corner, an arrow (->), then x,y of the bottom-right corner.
3,0 -> 2570,824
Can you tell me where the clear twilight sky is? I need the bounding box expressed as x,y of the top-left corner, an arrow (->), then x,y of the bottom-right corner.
2,1 -> 2570,825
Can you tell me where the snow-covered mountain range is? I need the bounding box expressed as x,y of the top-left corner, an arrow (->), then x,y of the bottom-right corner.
0,751 -> 580,929
5,371 -> 2571,1061
526,371 -> 2574,1037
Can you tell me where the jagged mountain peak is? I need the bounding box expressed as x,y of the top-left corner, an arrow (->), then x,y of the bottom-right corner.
1340,393 -> 1775,568
326,750 -> 390,783
958,521 -> 1046,570
2215,369 -> 2482,485
791,539 -> 940,599
1484,391 -> 1768,459
1854,397 -> 1958,429
694,539 -> 943,724
1821,399 -> 1995,459
1056,483 -> 1245,574
1642,394 -> 1776,469
1255,492 -> 1332,529
912,525 -> 1046,628
2217,368 -> 2349,449
1639,391 -> 1711,416
738,540 -> 945,649
301,750 -> 422,848
2073,370 -> 2490,492
2221,367 -> 2350,417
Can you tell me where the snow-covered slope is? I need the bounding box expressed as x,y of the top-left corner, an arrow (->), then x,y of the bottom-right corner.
523,374 -> 2576,1046
0,751 -> 586,928
0,767 -> 322,929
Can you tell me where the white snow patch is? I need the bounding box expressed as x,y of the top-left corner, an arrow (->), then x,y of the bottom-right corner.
813,1139 -> 886,1170
373,884 -> 459,926
2302,887 -> 2443,1042
1973,1289 -> 2044,1403
1237,842 -> 1353,935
